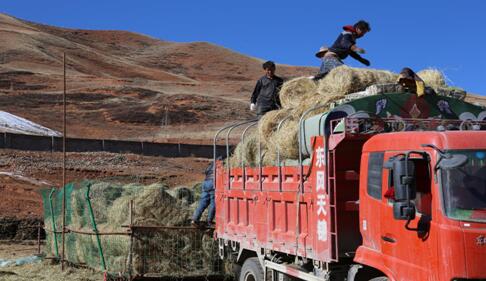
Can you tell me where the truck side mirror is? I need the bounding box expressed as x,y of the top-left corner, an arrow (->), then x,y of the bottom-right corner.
392,159 -> 416,201
393,201 -> 416,220
385,156 -> 418,221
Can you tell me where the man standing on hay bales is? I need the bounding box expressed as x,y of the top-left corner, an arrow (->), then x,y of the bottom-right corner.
314,20 -> 371,80
250,61 -> 284,117
191,160 -> 216,227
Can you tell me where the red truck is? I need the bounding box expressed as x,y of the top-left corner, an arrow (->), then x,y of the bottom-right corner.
213,88 -> 486,281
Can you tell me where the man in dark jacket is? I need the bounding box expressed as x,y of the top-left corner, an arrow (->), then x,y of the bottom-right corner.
250,61 -> 284,117
314,20 -> 371,80
191,161 -> 215,227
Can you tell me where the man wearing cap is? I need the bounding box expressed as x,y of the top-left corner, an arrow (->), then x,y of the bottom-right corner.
250,61 -> 284,117
314,20 -> 372,80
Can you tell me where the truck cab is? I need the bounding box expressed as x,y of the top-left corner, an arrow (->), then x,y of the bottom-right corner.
214,86 -> 486,281
358,131 -> 486,280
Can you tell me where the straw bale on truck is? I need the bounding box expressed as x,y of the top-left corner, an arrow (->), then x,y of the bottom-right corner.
42,181 -> 222,278
230,66 -> 464,166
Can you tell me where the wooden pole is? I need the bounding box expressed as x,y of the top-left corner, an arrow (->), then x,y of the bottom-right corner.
128,200 -> 134,279
61,53 -> 67,270
37,222 -> 41,254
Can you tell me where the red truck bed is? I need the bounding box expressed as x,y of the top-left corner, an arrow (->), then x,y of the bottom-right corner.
215,135 -> 365,264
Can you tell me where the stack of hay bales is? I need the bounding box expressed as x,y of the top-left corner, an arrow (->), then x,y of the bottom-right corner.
45,181 -> 219,277
230,66 -> 454,166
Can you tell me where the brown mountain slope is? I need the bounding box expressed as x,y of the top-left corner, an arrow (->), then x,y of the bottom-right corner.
0,13 -> 315,142
1,13 -> 484,143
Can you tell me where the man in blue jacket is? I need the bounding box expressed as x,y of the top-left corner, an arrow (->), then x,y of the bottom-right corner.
314,20 -> 371,80
191,161 -> 216,227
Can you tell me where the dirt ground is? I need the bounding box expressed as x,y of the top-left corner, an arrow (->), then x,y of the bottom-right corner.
0,241 -> 40,260
0,241 -> 102,281
0,261 -> 101,281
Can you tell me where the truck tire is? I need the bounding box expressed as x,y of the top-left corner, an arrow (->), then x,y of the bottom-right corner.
232,263 -> 242,280
369,277 -> 388,281
240,258 -> 264,281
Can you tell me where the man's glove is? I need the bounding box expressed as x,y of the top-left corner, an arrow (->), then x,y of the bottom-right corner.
349,51 -> 370,66
359,58 -> 370,66
250,103 -> 256,111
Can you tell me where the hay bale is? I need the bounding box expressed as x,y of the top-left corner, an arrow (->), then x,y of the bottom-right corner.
257,108 -> 293,146
279,77 -> 317,108
191,182 -> 203,202
269,119 -> 300,161
317,66 -> 398,97
130,186 -> 191,226
227,66 -> 468,170
229,130 -> 259,167
106,196 -> 131,228
260,67 -> 399,165
291,92 -> 342,118
44,181 -> 222,277
417,68 -> 447,90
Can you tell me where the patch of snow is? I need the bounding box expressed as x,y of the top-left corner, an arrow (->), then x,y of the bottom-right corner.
0,111 -> 61,136
0,256 -> 42,267
0,171 -> 53,186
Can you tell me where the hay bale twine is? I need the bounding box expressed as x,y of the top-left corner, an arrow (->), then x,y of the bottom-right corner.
279,77 -> 317,108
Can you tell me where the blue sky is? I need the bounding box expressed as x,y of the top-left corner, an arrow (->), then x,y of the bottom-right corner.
2,0 -> 485,95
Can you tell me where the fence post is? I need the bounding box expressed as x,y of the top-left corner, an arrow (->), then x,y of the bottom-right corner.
85,184 -> 107,271
128,200 -> 134,279
37,222 -> 41,255
48,188 -> 59,258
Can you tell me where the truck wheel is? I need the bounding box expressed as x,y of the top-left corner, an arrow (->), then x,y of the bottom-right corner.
369,277 -> 388,281
232,263 -> 242,280
240,258 -> 264,281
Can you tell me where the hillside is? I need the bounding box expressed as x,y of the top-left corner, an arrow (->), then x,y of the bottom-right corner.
0,13 -> 315,142
0,14 -> 484,142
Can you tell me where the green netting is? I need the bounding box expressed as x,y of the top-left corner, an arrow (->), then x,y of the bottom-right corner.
41,184 -> 75,260
41,181 -> 223,278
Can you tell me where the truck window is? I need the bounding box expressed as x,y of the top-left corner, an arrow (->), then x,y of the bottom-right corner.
367,152 -> 384,200
413,158 -> 432,215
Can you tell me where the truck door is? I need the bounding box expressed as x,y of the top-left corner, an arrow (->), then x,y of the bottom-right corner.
379,152 -> 437,280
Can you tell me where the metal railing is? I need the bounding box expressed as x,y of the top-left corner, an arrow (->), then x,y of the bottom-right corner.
213,119 -> 258,190
225,120 -> 259,189
240,122 -> 258,190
